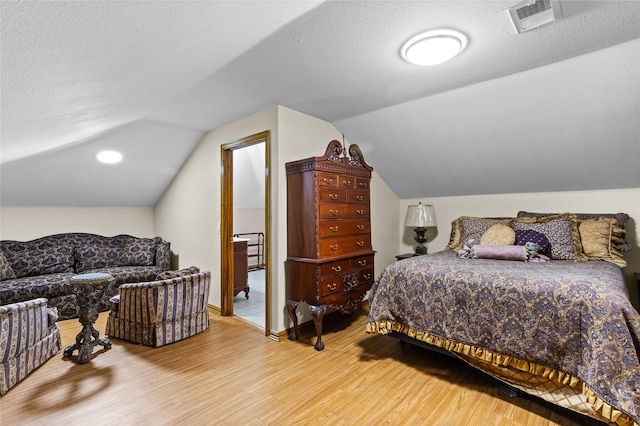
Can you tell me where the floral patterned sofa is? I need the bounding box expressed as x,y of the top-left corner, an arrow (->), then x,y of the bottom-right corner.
0,233 -> 171,320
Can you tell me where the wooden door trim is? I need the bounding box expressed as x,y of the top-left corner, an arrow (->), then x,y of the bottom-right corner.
220,130 -> 271,337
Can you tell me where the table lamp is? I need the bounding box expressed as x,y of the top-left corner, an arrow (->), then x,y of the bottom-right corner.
405,202 -> 437,255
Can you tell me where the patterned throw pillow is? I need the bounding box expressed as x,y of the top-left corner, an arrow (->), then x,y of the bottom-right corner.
480,224 -> 516,246
118,238 -> 157,266
579,218 -> 627,268
446,217 -> 514,251
155,266 -> 200,280
0,251 -> 16,281
513,214 -> 587,261
515,230 -> 550,254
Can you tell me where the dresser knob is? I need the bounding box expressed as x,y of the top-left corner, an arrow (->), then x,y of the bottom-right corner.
330,244 -> 339,251
343,180 -> 351,186
356,209 -> 364,215
364,274 -> 371,280
327,283 -> 337,291
356,241 -> 364,247
330,226 -> 339,232
356,224 -> 364,230
359,182 -> 367,188
358,260 -> 367,266
324,177 -> 334,184
331,266 -> 341,272
329,193 -> 338,200
355,195 -> 364,201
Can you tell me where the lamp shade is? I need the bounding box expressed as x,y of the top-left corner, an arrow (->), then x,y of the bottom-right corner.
405,203 -> 437,228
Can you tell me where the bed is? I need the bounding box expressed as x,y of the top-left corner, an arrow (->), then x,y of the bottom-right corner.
366,213 -> 639,426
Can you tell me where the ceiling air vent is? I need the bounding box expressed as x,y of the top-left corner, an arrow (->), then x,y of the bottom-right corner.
508,0 -> 562,34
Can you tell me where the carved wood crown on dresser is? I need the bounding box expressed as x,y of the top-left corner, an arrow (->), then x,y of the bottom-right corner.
285,140 -> 374,351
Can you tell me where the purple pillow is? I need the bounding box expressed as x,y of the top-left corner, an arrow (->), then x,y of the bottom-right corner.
515,230 -> 549,254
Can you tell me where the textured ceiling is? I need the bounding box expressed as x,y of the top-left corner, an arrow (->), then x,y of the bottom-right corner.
1,1 -> 639,206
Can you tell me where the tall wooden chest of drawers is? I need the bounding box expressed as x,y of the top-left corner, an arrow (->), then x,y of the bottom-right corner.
285,140 -> 374,351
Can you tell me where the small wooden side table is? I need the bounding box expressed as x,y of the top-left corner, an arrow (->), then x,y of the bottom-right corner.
63,273 -> 115,364
396,253 -> 426,261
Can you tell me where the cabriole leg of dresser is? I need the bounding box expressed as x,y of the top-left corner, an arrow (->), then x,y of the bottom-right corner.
286,300 -> 300,341
309,304 -> 327,351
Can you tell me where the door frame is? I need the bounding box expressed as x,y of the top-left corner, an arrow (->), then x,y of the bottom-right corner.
220,130 -> 271,336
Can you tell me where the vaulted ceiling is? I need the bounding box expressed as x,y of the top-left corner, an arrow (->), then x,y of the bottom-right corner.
2,1 -> 639,207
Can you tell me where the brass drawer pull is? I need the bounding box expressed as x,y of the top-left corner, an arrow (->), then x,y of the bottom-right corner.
363,274 -> 371,280
343,180 -> 351,186
358,260 -> 367,266
355,195 -> 364,201
356,209 -> 364,215
331,266 -> 341,272
330,209 -> 339,216
356,224 -> 364,230
330,226 -> 339,232
324,177 -> 334,184
330,244 -> 339,251
327,283 -> 337,291
329,193 -> 338,200
356,241 -> 364,247
359,182 -> 367,188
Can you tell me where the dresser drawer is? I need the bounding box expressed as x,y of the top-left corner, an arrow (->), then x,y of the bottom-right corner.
339,176 -> 355,189
347,190 -> 369,204
319,204 -> 370,219
359,267 -> 374,284
319,220 -> 370,237
319,188 -> 347,203
320,275 -> 342,296
319,235 -> 372,257
355,178 -> 370,190
318,172 -> 338,187
351,254 -> 374,269
319,259 -> 350,277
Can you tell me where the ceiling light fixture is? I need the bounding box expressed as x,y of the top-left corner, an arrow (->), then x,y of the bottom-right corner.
401,29 -> 468,66
96,150 -> 123,164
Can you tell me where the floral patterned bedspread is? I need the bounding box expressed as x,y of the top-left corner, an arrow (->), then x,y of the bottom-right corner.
367,250 -> 640,424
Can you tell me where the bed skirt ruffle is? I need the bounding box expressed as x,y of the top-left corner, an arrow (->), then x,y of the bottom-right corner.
366,319 -> 636,426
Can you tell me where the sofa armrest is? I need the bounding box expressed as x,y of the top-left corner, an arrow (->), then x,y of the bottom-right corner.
155,239 -> 171,270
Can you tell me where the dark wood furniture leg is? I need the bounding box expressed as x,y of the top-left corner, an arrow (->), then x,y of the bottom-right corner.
286,300 -> 299,341
309,304 -> 327,351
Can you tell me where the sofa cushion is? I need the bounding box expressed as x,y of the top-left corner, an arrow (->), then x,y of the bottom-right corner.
0,251 -> 16,281
118,237 -> 157,267
74,239 -> 122,273
0,272 -> 75,306
0,239 -> 74,278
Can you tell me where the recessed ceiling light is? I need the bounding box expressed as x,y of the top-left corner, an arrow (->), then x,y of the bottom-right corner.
96,150 -> 123,164
401,29 -> 468,66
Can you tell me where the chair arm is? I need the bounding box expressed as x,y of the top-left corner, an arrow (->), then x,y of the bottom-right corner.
0,298 -> 53,363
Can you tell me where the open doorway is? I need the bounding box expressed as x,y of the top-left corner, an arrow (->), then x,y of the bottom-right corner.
220,131 -> 271,336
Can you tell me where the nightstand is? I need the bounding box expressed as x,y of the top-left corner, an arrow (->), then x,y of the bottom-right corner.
396,253 -> 426,261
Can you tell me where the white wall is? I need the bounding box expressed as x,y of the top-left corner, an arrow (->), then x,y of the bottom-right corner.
398,188 -> 640,309
0,206 -> 155,240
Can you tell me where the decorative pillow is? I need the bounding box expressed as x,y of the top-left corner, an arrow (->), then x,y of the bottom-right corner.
517,211 -> 631,252
515,229 -> 550,254
458,241 -> 549,262
118,238 -> 157,266
579,218 -> 627,268
155,266 -> 200,281
0,251 -> 16,281
75,242 -> 121,273
480,224 -> 515,246
513,214 -> 587,261
446,217 -> 514,251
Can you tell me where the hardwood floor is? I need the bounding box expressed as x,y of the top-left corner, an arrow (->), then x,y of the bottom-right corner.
0,304 -> 602,426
